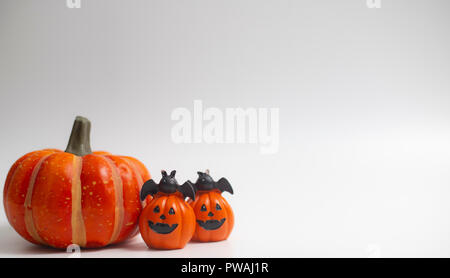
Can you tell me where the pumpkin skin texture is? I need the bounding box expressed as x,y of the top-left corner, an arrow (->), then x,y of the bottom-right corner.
139,192 -> 195,250
189,190 -> 234,242
3,117 -> 150,249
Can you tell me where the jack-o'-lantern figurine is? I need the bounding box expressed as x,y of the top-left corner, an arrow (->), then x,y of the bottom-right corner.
139,170 -> 196,249
187,170 -> 234,242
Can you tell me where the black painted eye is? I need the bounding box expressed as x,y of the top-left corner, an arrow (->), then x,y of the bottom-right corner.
153,206 -> 160,213
169,208 -> 175,215
201,204 -> 207,211
216,203 -> 222,210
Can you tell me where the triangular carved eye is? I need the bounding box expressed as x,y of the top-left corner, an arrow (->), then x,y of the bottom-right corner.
153,206 -> 160,213
169,208 -> 175,215
201,204 -> 207,211
216,203 -> 222,210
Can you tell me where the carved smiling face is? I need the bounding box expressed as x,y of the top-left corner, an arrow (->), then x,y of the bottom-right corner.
196,203 -> 226,230
139,194 -> 195,249
148,205 -> 178,234
189,191 -> 234,242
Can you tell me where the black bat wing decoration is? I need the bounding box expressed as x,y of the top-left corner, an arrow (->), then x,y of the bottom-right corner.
140,179 -> 159,201
216,178 -> 234,194
179,181 -> 196,200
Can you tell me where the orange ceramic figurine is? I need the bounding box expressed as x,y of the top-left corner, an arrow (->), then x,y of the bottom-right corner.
3,116 -> 150,249
187,170 -> 234,242
139,170 -> 196,249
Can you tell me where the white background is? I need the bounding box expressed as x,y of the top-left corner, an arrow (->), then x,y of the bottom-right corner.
1,0 -> 450,257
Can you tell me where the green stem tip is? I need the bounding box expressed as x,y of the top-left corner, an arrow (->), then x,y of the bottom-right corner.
65,116 -> 92,156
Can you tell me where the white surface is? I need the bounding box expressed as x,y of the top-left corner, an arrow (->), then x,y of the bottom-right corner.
0,220 -> 303,258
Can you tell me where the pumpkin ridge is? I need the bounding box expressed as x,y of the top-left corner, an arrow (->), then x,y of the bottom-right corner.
5,151 -> 58,244
24,153 -> 53,245
172,196 -> 184,248
108,155 -> 143,242
99,155 -> 125,245
71,155 -> 87,247
3,153 -> 31,219
122,157 -> 145,206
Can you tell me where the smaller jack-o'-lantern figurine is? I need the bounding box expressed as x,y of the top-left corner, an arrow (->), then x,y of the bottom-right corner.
187,170 -> 234,242
139,170 -> 196,249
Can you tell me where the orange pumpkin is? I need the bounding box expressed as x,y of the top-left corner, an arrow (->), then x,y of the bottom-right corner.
188,171 -> 234,242
139,170 -> 196,249
3,116 -> 150,249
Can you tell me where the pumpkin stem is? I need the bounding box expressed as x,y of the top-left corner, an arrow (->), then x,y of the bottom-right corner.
65,116 -> 93,156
